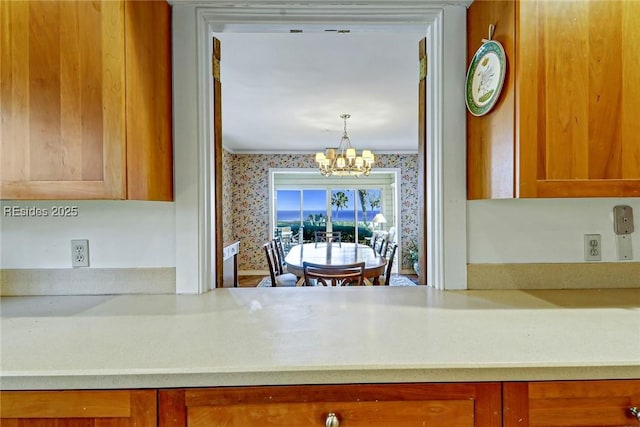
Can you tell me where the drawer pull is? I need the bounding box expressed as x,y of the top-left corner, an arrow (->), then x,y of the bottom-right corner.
630,407 -> 640,421
325,412 -> 339,427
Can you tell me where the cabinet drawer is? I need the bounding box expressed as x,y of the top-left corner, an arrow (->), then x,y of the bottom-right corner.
189,399 -> 474,426
504,380 -> 640,427
0,390 -> 156,426
160,383 -> 501,427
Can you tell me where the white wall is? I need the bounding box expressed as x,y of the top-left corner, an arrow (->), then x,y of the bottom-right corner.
468,198 -> 640,263
0,201 -> 175,268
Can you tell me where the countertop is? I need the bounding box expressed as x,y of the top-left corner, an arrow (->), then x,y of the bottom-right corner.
1,287 -> 638,390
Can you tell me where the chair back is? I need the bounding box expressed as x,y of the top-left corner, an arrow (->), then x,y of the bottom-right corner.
272,237 -> 286,273
370,233 -> 379,248
383,242 -> 398,282
314,231 -> 342,247
303,261 -> 365,287
262,242 -> 278,286
375,237 -> 388,256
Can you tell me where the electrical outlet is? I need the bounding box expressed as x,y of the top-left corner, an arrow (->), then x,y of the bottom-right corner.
584,234 -> 601,261
71,239 -> 89,267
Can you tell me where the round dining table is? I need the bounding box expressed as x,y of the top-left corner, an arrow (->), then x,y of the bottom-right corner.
284,242 -> 387,285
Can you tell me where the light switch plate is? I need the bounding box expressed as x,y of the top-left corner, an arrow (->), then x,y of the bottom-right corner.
613,205 -> 634,235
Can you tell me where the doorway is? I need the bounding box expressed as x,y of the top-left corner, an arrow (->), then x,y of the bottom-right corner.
170,3 -> 468,293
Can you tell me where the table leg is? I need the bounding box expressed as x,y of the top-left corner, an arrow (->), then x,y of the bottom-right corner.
372,276 -> 380,286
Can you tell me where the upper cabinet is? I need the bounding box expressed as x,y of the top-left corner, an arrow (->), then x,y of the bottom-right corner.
467,0 -> 640,199
0,0 -> 172,200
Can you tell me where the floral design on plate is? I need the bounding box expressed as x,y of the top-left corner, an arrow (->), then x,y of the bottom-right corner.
465,40 -> 507,116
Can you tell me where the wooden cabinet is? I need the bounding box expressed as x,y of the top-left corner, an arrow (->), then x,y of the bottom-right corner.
159,383 -> 502,427
503,380 -> 640,427
0,389 -> 157,426
467,0 -> 640,199
0,0 -> 172,200
3,380 -> 639,426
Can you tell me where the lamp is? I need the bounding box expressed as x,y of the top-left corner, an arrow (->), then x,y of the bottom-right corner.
372,213 -> 387,230
314,114 -> 374,177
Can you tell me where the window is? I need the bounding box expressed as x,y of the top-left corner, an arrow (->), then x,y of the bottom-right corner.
272,170 -> 397,249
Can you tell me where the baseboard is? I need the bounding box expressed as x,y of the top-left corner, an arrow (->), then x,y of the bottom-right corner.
0,268 -> 176,296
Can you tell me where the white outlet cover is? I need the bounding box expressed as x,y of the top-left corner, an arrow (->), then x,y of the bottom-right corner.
584,234 -> 601,261
71,239 -> 90,267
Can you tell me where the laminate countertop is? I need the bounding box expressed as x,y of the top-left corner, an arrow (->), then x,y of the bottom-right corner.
1,287 -> 638,390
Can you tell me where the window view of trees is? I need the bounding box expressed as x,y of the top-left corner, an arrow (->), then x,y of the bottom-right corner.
276,188 -> 382,244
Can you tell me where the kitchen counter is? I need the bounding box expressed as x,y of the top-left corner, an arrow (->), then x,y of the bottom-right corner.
1,287 -> 638,390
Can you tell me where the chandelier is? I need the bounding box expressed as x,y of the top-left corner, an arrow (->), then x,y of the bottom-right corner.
314,114 -> 374,177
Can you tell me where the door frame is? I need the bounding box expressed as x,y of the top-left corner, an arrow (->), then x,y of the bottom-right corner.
171,1 -> 469,292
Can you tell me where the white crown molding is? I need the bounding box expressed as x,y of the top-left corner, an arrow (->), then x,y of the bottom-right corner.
222,148 -> 419,155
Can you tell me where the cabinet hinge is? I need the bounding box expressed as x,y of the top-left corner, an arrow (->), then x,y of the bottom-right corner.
212,55 -> 220,80
419,55 -> 428,80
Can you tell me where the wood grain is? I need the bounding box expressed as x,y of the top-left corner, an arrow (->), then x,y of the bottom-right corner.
466,0 -> 516,199
515,0 -> 539,198
162,383 -> 502,427
0,390 -> 131,418
125,0 -> 173,201
213,36 -> 224,288
503,380 -> 640,427
524,0 -> 640,197
503,382 -> 529,427
159,389 -> 187,427
0,390 -> 156,427
469,0 -> 640,199
0,0 -> 30,182
0,0 -> 126,199
622,0 -> 640,179
1,0 -> 173,201
588,0 -> 622,180
189,400 -> 475,427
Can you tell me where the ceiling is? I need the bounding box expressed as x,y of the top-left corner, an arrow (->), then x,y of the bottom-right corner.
216,30 -> 425,154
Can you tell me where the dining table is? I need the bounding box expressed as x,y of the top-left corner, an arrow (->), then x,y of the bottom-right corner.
284,242 -> 387,285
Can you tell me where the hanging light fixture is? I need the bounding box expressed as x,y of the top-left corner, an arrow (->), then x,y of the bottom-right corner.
314,114 -> 374,177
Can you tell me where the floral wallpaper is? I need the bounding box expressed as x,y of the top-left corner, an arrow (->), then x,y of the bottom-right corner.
222,148 -> 234,244
228,153 -> 420,272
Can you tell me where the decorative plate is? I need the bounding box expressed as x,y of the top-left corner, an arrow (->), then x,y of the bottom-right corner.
465,40 -> 507,116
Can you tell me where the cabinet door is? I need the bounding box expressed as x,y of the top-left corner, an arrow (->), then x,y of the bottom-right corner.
124,0 -> 173,201
517,0 -> 640,198
0,389 -> 156,426
504,380 -> 640,426
466,0 -> 517,200
0,0 -> 127,200
160,383 -> 502,427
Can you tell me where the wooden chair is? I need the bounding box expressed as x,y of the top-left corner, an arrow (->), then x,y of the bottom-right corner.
369,233 -> 380,250
272,237 -> 287,273
302,261 -> 365,287
279,226 -> 293,251
365,242 -> 398,286
314,231 -> 342,247
374,236 -> 388,256
262,242 -> 298,287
